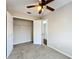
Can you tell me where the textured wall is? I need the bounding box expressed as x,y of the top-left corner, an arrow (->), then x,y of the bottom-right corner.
7,11 -> 13,57
46,2 -> 72,57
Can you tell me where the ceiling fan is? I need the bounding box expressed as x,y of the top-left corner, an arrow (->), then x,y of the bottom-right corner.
26,0 -> 55,14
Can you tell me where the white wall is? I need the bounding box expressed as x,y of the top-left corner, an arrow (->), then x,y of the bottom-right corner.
45,2 -> 72,57
7,12 -> 13,57
13,18 -> 33,45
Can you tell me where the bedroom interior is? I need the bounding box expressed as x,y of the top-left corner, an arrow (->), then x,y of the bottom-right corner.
6,0 -> 72,59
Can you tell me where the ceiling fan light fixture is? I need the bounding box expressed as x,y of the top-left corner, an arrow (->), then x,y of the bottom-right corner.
37,6 -> 42,11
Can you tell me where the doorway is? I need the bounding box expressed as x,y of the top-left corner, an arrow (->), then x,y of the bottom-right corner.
42,20 -> 48,45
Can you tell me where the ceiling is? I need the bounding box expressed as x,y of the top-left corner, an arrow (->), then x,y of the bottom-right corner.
7,0 -> 71,18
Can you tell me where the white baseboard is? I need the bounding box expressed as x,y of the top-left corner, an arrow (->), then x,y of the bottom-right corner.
47,44 -> 72,58
13,40 -> 32,45
7,46 -> 13,58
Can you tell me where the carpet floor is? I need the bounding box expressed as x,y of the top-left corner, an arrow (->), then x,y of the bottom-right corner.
7,42 -> 71,59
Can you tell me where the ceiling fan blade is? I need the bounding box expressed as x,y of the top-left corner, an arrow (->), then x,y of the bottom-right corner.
27,5 -> 37,8
39,9 -> 42,14
42,0 -> 45,2
45,0 -> 54,5
41,0 -> 46,5
39,0 -> 45,2
46,6 -> 55,11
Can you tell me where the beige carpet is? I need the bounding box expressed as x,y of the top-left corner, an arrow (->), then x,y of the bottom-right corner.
7,42 -> 71,59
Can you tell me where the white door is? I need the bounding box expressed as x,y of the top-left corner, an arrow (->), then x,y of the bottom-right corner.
33,20 -> 42,44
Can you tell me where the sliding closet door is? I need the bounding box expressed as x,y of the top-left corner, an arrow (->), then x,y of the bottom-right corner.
13,18 -> 33,45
